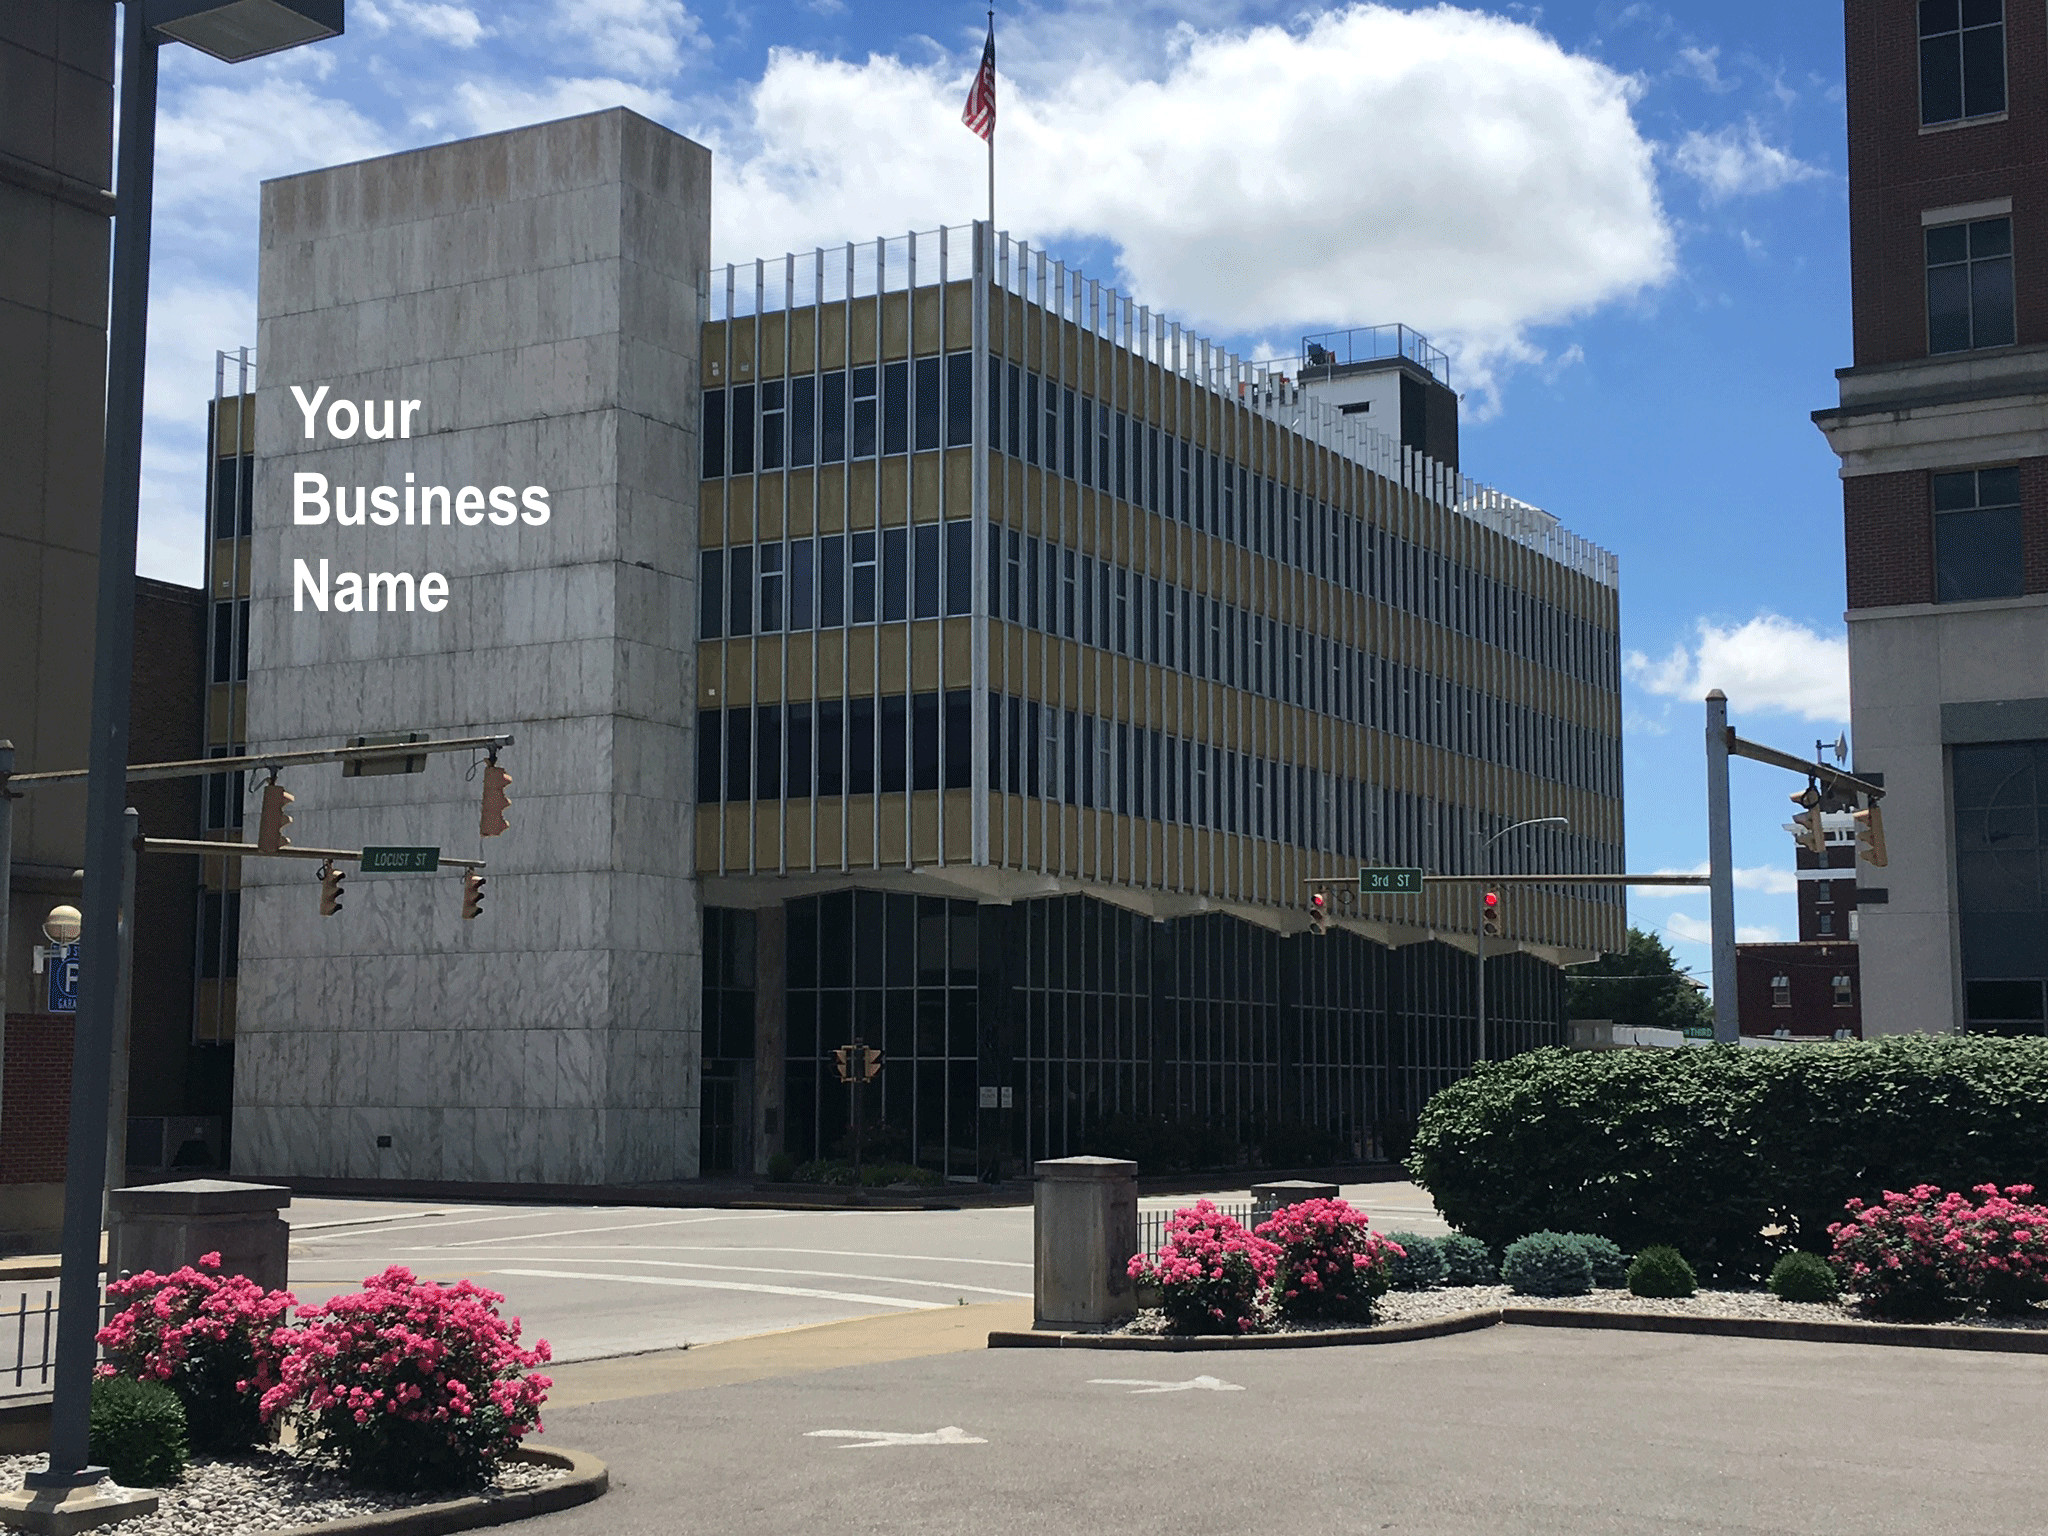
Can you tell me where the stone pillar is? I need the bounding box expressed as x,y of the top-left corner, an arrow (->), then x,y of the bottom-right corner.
237,110 -> 710,1185
1033,1155 -> 1137,1328
106,1179 -> 290,1293
752,904 -> 785,1174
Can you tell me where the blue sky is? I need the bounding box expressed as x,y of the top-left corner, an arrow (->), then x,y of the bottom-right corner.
132,0 -> 1855,981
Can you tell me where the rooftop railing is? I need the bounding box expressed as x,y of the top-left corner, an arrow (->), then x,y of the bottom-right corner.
1299,324 -> 1451,388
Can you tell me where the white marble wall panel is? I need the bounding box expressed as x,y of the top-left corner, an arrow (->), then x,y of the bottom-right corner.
236,110 -> 708,1187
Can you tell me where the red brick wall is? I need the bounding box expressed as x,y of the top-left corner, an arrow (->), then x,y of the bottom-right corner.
1735,944 -> 1864,1037
1844,469 -> 1933,608
1846,3 -> 2048,366
1,1014 -> 73,1184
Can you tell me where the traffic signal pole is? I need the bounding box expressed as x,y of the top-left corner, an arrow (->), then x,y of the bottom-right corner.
1705,691 -> 1739,1044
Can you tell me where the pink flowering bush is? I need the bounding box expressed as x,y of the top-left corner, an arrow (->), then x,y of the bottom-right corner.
1829,1184 -> 2048,1319
1253,1198 -> 1402,1324
95,1252 -> 294,1452
1127,1201 -> 1279,1334
261,1267 -> 552,1490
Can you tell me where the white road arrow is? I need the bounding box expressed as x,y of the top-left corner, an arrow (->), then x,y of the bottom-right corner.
1087,1375 -> 1244,1394
805,1426 -> 988,1449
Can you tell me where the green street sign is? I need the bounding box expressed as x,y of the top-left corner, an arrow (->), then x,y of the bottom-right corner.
360,845 -> 440,873
1358,866 -> 1424,895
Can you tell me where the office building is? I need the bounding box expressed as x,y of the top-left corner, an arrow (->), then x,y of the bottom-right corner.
234,110 -> 1623,1186
1815,0 -> 2048,1036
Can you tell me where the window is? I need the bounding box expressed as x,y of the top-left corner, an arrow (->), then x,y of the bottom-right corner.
1953,740 -> 2048,1026
1920,0 -> 2004,126
1832,974 -> 1855,1008
726,546 -> 752,636
850,531 -> 877,623
789,537 -> 814,630
914,357 -> 941,451
730,384 -> 755,474
699,549 -> 723,639
1771,975 -> 1791,1009
759,381 -> 786,471
701,390 -> 726,479
1818,912 -> 1834,935
945,352 -> 975,447
1926,217 -> 2013,353
851,367 -> 878,459
788,377 -> 815,468
757,543 -> 784,632
1933,466 -> 2023,602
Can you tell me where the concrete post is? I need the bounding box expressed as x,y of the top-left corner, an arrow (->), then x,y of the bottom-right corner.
106,1180 -> 291,1294
1033,1156 -> 1137,1328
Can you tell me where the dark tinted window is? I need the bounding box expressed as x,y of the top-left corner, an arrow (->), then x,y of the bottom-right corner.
1933,466 -> 2024,601
700,389 -> 725,479
1920,0 -> 2004,126
1927,217 -> 2013,353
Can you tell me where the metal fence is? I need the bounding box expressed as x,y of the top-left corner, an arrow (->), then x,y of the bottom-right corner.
2,1288 -> 58,1399
1132,1201 -> 1263,1262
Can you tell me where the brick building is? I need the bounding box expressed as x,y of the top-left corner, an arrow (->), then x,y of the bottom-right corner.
1735,812 -> 1862,1036
1813,0 -> 2048,1036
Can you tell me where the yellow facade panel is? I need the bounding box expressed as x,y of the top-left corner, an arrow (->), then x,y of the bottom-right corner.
910,625 -> 939,692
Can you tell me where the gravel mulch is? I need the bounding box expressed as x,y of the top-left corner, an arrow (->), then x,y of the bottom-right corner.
0,1447 -> 564,1534
1098,1284 -> 2048,1338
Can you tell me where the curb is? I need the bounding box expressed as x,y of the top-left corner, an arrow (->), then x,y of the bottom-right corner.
988,1309 -> 1503,1351
1502,1305 -> 2048,1355
994,1305 -> 2048,1355
255,1445 -> 607,1536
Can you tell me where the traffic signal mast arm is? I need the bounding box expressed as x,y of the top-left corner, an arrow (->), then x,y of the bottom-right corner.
1,733 -> 516,789
136,837 -> 485,870
1721,729 -> 1885,803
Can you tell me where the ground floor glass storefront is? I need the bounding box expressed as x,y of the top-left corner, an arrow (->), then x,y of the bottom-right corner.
703,890 -> 1567,1179
1954,739 -> 2048,1036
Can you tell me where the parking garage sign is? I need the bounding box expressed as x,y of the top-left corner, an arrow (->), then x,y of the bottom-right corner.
47,943 -> 79,1013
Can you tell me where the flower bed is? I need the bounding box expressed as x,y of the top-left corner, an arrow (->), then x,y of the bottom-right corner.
1126,1197 -> 1399,1334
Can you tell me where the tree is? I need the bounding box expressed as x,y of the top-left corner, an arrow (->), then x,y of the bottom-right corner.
1566,927 -> 1713,1033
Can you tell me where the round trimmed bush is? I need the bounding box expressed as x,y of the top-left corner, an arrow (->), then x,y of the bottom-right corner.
90,1373 -> 188,1488
1567,1234 -> 1628,1287
1501,1232 -> 1594,1297
1767,1250 -> 1839,1304
1628,1245 -> 1697,1298
1381,1232 -> 1445,1291
1438,1233 -> 1497,1286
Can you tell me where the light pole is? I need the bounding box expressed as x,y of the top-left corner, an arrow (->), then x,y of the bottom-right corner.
24,0 -> 343,1495
1472,815 -> 1569,1068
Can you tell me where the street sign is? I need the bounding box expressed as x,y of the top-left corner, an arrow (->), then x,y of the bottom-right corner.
1358,867 -> 1424,895
360,845 -> 440,873
47,943 -> 79,1013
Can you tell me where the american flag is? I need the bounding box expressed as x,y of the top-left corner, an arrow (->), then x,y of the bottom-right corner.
962,24 -> 996,141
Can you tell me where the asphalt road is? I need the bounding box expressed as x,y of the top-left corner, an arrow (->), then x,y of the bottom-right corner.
283,1179 -> 1443,1364
533,1326 -> 2048,1536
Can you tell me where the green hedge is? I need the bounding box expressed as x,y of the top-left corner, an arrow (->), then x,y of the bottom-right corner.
1406,1036 -> 2048,1282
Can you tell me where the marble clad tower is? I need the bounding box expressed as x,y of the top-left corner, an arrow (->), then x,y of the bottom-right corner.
235,110 -> 709,1183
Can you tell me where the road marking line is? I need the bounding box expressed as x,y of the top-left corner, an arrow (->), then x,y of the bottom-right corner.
489,1268 -> 948,1311
435,1213 -> 797,1248
805,1427 -> 986,1449
413,1255 -> 1028,1297
1088,1376 -> 1244,1394
408,1244 -> 1032,1270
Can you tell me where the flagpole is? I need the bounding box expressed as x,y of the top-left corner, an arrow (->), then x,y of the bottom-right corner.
986,9 -> 996,233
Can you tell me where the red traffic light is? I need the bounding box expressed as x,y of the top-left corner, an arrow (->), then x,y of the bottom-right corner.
1309,891 -> 1327,911
1483,890 -> 1499,908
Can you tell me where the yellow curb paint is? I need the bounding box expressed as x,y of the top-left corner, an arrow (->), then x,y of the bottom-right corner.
544,1299 -> 1036,1407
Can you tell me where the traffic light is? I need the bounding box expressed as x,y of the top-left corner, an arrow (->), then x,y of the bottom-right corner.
1790,784 -> 1827,855
862,1045 -> 884,1081
480,759 -> 512,838
1853,800 -> 1888,867
317,860 -> 345,916
833,1044 -> 853,1082
1308,887 -> 1329,937
1481,888 -> 1503,939
461,871 -> 486,920
256,780 -> 294,853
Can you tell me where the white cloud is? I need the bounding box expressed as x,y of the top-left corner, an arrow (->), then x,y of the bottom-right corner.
553,0 -> 706,81
1625,614 -> 1848,724
1674,45 -> 1732,92
1671,119 -> 1823,202
153,74 -> 395,230
358,0 -> 490,47
1663,913 -> 1782,945
705,5 -> 1673,388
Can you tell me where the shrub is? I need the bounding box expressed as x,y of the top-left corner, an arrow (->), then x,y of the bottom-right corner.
1406,1036 -> 2048,1282
1567,1234 -> 1629,1288
1437,1233 -> 1497,1286
1627,1245 -> 1697,1299
791,1158 -> 941,1188
95,1251 -> 294,1452
1767,1251 -> 1839,1304
1380,1232 -> 1445,1291
262,1267 -> 551,1491
765,1151 -> 796,1182
1501,1232 -> 1594,1297
1254,1200 -> 1401,1323
1252,1119 -> 1348,1171
89,1373 -> 188,1487
1828,1183 -> 2048,1319
1127,1201 -> 1278,1335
